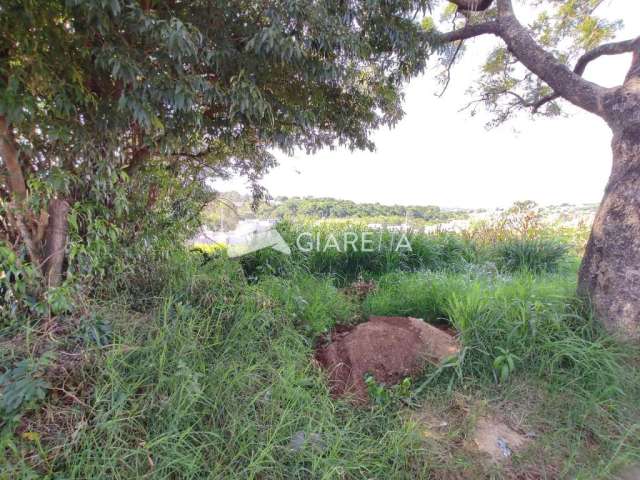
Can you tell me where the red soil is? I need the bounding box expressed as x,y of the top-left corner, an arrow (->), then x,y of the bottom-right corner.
315,316 -> 460,404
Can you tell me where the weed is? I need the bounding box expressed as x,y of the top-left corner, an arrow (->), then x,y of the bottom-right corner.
365,375 -> 412,407
1,352 -> 55,420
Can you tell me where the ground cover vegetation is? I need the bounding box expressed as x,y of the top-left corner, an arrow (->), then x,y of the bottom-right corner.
3,212 -> 640,478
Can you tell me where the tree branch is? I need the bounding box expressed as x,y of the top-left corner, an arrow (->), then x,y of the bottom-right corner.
532,36 -> 640,112
0,115 -> 27,201
437,41 -> 464,97
494,0 -> 606,116
438,21 -> 499,43
626,41 -> 640,81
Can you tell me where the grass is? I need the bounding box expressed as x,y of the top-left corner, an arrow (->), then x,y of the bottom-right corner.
1,224 -> 640,479
493,238 -> 569,273
4,258 -> 428,479
364,269 -> 627,390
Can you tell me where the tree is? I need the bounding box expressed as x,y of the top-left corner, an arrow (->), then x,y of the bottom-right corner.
429,0 -> 639,339
0,1 -> 428,307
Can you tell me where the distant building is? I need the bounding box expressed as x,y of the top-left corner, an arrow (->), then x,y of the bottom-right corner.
190,219 -> 276,246
424,219 -> 470,234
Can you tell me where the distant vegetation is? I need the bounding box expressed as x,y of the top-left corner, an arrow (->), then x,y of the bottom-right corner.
202,192 -> 470,229
201,192 -> 597,231
259,197 -> 467,222
230,215 -> 572,286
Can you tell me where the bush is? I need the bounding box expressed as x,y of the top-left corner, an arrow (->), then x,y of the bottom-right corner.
256,272 -> 357,336
232,222 -> 479,285
493,238 -> 568,273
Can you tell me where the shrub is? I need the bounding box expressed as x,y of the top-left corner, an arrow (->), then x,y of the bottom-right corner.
267,222 -> 476,284
493,238 -> 568,273
256,272 -> 357,336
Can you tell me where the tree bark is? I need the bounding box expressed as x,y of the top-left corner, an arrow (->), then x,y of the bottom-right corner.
43,199 -> 71,288
579,87 -> 640,339
0,115 -> 27,201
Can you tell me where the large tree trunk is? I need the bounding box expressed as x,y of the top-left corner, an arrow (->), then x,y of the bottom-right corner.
43,199 -> 70,288
579,99 -> 640,339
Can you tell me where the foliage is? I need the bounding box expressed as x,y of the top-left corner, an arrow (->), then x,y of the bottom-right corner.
2,234 -> 639,478
280,222 -> 476,283
0,0 -> 430,316
493,237 -> 568,273
35,256 -> 426,478
190,242 -> 226,256
257,196 -> 467,223
366,269 -> 625,396
1,0 -> 429,172
254,272 -> 357,336
428,0 -> 623,125
365,375 -> 413,407
492,347 -> 519,383
234,220 -> 573,284
200,192 -> 472,231
0,352 -> 55,419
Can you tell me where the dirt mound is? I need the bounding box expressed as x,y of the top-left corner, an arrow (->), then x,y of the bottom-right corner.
315,316 -> 460,404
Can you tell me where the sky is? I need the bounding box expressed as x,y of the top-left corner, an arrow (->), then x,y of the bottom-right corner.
213,2 -> 639,209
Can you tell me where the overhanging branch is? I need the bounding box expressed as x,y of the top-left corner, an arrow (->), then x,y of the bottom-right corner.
438,21 -> 499,43
533,36 -> 640,112
494,0 -> 606,116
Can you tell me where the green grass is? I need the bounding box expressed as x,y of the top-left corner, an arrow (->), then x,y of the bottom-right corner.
5,259 -> 428,479
237,222 -> 574,285
492,238 -> 569,273
2,226 -> 640,479
364,269 -> 626,390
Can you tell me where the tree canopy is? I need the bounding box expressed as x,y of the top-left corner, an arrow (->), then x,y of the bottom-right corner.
427,0 -> 635,125
1,0 -> 429,310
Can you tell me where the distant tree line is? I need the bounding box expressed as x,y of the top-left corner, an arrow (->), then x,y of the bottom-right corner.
261,197 -> 467,222
204,193 -> 470,226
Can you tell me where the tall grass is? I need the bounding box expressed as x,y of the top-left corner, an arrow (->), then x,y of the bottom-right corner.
236,222 -> 479,284
493,238 -> 569,273
4,222 -> 639,479
364,268 -> 627,393
234,222 -> 573,284
46,258 -> 429,479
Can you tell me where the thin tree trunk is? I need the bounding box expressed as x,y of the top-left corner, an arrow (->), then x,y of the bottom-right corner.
0,115 -> 27,201
43,199 -> 70,288
0,115 -> 44,267
578,124 -> 640,340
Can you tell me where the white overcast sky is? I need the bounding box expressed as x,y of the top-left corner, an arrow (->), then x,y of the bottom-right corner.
213,1 -> 639,209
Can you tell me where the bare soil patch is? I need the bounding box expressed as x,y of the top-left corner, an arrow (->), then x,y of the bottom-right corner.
315,316 -> 459,403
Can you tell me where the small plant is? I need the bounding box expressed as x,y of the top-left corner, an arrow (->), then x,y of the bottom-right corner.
0,352 -> 55,419
79,314 -> 113,347
492,347 -> 520,383
415,347 -> 467,395
364,374 -> 412,406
